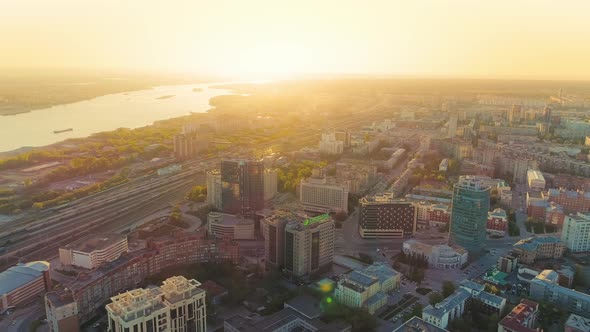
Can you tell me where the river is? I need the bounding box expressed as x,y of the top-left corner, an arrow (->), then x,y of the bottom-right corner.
0,83 -> 232,153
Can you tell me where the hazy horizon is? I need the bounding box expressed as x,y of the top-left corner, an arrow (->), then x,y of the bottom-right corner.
3,0 -> 590,81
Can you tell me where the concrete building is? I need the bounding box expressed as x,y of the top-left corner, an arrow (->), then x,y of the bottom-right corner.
547,189 -> 590,214
512,236 -> 565,265
423,280 -> 506,329
221,159 -> 264,216
45,291 -> 79,332
565,313 -> 590,332
284,214 -> 335,278
529,270 -> 590,318
261,212 -> 291,270
207,212 -> 255,240
224,295 -> 350,332
334,263 -> 399,314
358,193 -> 417,239
45,230 -> 238,329
403,240 -> 468,269
263,168 -> 278,201
173,131 -> 213,160
487,208 -> 508,236
448,116 -> 458,139
394,316 -> 449,332
1,261 -> 51,312
450,176 -> 491,255
206,170 -> 222,210
59,233 -> 128,269
497,254 -> 518,274
562,213 -> 590,253
319,130 -> 344,155
508,105 -> 523,124
439,158 -> 449,172
527,170 -> 546,191
299,174 -> 349,213
497,299 -> 539,332
106,276 -> 206,332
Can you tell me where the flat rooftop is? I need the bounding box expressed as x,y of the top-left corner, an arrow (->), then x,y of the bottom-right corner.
0,261 -> 49,295
62,233 -> 126,253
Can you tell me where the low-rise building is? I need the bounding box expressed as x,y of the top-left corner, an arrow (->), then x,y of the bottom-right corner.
207,212 -> 255,240
59,233 -> 128,270
565,313 -> 590,332
527,169 -> 546,191
529,270 -> 590,318
334,263 -> 400,314
224,295 -> 350,332
422,280 -> 506,329
394,316 -> 448,332
545,202 -> 566,227
439,159 -> 449,172
547,188 -> 590,214
106,276 -> 207,332
487,208 -> 508,236
497,299 -> 539,332
562,212 -> 590,253
403,240 -> 468,269
1,261 -> 51,312
512,236 -> 565,264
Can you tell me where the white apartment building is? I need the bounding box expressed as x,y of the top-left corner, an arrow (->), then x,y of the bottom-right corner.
319,131 -> 344,155
207,212 -> 255,240
562,213 -> 590,253
527,169 -> 546,191
284,214 -> 335,277
206,170 -> 222,209
106,276 -> 206,332
59,234 -> 128,269
299,176 -> 349,213
264,169 -> 278,201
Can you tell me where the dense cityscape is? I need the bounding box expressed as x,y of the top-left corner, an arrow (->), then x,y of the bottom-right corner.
2,1 -> 590,332
1,80 -> 590,332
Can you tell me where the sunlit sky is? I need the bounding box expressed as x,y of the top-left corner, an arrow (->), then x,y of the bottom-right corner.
2,0 -> 590,80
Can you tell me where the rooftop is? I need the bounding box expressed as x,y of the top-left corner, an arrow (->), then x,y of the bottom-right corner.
0,261 -> 50,295
393,316 -> 449,332
498,299 -> 539,332
62,233 -> 126,253
208,212 -> 254,226
513,236 -> 562,252
566,313 -> 590,332
423,289 -> 471,319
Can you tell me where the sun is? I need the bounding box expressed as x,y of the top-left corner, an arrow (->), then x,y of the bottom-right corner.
223,42 -> 310,80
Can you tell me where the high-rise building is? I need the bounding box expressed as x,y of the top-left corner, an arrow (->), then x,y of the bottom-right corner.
319,130 -> 344,155
263,168 -> 278,201
284,214 -> 335,277
561,213 -> 590,253
449,176 -> 490,255
299,173 -> 349,213
358,193 -> 417,239
508,104 -> 523,124
106,276 -> 207,332
542,106 -> 552,123
261,212 -> 290,269
221,159 -> 264,215
448,115 -> 458,139
206,170 -> 222,210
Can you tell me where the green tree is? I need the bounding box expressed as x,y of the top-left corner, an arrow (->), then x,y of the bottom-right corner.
404,304 -> 423,322
429,292 -> 444,305
442,280 -> 456,297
